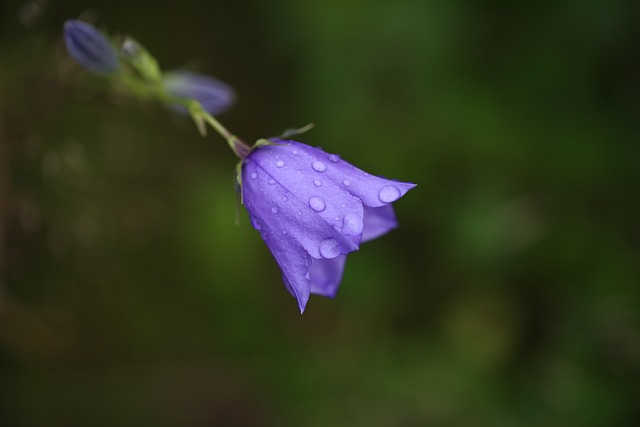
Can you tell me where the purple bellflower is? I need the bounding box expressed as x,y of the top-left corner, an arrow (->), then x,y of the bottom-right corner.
241,140 -> 416,313
163,71 -> 236,116
64,20 -> 119,74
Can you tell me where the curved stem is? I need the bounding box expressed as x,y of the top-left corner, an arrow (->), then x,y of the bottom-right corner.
202,114 -> 250,158
113,66 -> 251,158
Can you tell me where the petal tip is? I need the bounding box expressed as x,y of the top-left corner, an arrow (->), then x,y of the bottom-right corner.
297,295 -> 309,314
402,182 -> 417,193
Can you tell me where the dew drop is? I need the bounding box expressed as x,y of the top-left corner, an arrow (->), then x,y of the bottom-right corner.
251,216 -> 261,230
313,180 -> 322,187
250,172 -> 257,179
319,238 -> 340,259
292,150 -> 299,155
268,178 -> 276,185
343,212 -> 363,234
276,160 -> 285,168
297,211 -> 302,215
334,217 -> 340,221
328,154 -> 339,163
342,179 -> 351,187
378,185 -> 401,203
312,161 -> 327,172
341,204 -> 346,208
282,230 -> 287,235
282,196 -> 288,202
271,207 -> 278,214
308,196 -> 326,212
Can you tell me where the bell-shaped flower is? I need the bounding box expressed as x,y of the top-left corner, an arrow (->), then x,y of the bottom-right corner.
241,140 -> 415,313
163,71 -> 236,116
63,20 -> 119,74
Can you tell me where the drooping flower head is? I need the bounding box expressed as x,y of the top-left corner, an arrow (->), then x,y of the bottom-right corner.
63,20 -> 119,74
241,140 -> 416,313
163,71 -> 236,116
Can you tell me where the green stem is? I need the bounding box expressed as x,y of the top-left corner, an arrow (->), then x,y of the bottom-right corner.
112,65 -> 251,158
204,115 -> 241,150
193,105 -> 251,158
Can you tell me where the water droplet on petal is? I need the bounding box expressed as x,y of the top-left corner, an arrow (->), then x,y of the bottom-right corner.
319,238 -> 341,259
292,150 -> 299,155
313,180 -> 322,187
297,211 -> 302,215
282,196 -> 288,202
312,161 -> 327,172
343,212 -> 363,234
334,217 -> 340,221
268,178 -> 276,185
271,207 -> 279,214
341,204 -> 346,208
342,179 -> 351,187
250,172 -> 257,179
378,185 -> 401,203
282,230 -> 287,235
304,271 -> 310,280
276,160 -> 285,168
251,216 -> 261,230
328,154 -> 339,163
308,196 -> 326,212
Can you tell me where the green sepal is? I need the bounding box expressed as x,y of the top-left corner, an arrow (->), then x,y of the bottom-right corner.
187,101 -> 209,136
121,37 -> 163,85
254,138 -> 280,148
273,123 -> 315,139
234,161 -> 244,224
235,160 -> 243,193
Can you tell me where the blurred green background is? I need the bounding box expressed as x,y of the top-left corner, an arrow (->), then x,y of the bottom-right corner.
1,0 -> 639,426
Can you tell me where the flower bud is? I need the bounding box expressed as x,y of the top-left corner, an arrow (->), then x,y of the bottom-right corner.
63,20 -> 119,74
163,71 -> 235,116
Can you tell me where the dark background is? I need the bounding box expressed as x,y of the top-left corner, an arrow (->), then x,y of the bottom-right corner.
1,0 -> 639,426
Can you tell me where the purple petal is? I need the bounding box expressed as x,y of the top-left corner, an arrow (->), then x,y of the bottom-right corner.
362,204 -> 398,242
64,20 -> 119,74
242,140 -> 415,312
246,142 -> 365,251
242,157 -> 361,312
163,71 -> 235,116
242,157 -> 359,259
309,255 -> 347,298
267,237 -> 310,313
268,141 -> 416,208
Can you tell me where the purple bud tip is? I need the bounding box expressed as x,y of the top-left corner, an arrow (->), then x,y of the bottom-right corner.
63,20 -> 119,74
162,71 -> 236,116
